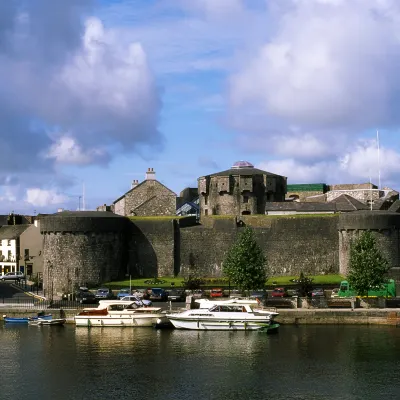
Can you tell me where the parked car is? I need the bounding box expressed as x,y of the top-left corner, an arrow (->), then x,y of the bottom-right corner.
271,288 -> 289,298
331,288 -> 340,298
120,295 -> 152,307
250,290 -> 268,303
311,288 -> 325,297
192,289 -> 204,299
117,288 -> 131,300
95,288 -> 114,300
229,289 -> 243,298
1,271 -> 25,282
149,288 -> 167,301
210,288 -> 224,298
167,289 -> 186,302
76,288 -> 98,304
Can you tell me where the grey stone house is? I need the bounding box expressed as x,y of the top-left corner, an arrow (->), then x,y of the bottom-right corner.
113,168 -> 177,216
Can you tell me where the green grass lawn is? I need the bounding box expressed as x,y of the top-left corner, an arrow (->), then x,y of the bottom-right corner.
104,274 -> 345,289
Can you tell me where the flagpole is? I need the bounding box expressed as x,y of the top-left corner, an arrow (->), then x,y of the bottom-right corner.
377,130 -> 381,189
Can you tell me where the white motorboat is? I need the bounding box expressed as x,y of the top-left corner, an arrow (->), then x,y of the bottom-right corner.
74,300 -> 164,327
166,302 -> 279,331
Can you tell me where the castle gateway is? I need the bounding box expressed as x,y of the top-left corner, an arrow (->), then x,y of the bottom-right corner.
198,161 -> 287,217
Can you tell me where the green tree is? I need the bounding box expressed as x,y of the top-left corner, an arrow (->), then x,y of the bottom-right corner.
223,227 -> 267,293
348,230 -> 390,297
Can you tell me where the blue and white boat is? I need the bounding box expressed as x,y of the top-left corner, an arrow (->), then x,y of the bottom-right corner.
3,313 -> 52,324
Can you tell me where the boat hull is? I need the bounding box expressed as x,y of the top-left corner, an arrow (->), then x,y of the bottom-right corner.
74,314 -> 163,327
29,318 -> 66,326
167,317 -> 275,331
3,315 -> 52,324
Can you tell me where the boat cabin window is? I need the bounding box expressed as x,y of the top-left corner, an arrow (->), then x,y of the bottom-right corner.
210,305 -> 246,312
109,304 -> 125,311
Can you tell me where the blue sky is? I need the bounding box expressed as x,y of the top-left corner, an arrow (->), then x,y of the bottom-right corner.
1,0 -> 400,214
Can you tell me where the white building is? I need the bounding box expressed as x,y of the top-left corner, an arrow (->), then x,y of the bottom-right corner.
0,225 -> 30,276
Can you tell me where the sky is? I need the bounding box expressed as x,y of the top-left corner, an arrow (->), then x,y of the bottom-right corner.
2,0 -> 400,214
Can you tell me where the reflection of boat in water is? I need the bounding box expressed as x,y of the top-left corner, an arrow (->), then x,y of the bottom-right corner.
74,300 -> 164,327
167,302 -> 279,331
3,313 -> 53,324
28,318 -> 66,326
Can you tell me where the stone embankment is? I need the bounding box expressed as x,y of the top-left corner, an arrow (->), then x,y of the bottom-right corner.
1,308 -> 400,326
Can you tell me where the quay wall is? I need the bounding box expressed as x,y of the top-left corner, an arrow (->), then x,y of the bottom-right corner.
2,308 -> 400,326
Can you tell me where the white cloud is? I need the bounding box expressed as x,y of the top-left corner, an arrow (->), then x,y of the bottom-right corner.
46,136 -> 108,165
25,189 -> 68,207
229,0 -> 400,129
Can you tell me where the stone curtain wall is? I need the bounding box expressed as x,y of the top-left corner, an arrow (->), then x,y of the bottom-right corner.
124,180 -> 176,216
127,219 -> 175,277
43,231 -> 125,297
178,215 -> 339,278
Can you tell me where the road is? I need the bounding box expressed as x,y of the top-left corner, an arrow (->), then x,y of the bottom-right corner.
0,282 -> 32,304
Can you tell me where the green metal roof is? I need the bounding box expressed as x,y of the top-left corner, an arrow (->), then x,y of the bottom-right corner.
287,183 -> 327,192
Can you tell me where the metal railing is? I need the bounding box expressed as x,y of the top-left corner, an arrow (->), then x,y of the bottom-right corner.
0,298 -> 98,310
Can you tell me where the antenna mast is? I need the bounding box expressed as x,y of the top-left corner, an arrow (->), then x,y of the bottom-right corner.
377,130 -> 381,189
82,182 -> 86,211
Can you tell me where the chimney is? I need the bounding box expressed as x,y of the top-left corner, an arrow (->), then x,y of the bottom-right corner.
131,179 -> 139,189
145,168 -> 156,180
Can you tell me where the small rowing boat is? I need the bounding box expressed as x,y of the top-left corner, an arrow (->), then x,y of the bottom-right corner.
3,313 -> 53,324
28,318 -> 66,326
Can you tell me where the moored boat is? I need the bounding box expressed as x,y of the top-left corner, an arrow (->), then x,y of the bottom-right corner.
29,318 -> 66,326
74,300 -> 164,327
166,302 -> 279,331
3,313 -> 53,324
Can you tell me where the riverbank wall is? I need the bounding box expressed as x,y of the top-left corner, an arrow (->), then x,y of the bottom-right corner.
2,308 -> 400,326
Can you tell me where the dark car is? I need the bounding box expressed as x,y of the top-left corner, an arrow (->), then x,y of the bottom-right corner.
95,288 -> 114,300
76,289 -> 98,304
271,288 -> 289,298
167,289 -> 186,302
250,290 -> 268,303
149,288 -> 167,301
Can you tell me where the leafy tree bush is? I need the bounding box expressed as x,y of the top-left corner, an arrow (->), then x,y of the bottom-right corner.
292,272 -> 313,297
348,230 -> 390,297
223,227 -> 267,293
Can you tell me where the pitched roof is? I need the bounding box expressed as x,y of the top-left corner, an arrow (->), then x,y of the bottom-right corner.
113,180 -> 177,204
265,202 -> 336,212
204,167 -> 284,178
0,224 -> 30,240
388,200 -> 400,213
329,194 -> 369,211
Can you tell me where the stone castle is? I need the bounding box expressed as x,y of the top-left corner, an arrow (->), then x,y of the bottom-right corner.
38,162 -> 400,297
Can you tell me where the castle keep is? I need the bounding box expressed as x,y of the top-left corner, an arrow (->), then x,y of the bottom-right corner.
198,161 -> 287,217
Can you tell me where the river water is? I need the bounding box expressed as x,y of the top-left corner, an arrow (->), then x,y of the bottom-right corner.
1,324 -> 399,400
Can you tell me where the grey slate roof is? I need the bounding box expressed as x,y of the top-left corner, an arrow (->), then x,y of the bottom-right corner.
329,194 -> 369,211
0,224 -> 30,240
113,180 -> 177,204
388,200 -> 400,213
206,167 -> 284,178
265,202 -> 336,212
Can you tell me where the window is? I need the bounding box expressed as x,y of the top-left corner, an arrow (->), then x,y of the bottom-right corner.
243,196 -> 249,203
26,264 -> 33,276
7,250 -> 12,260
24,249 -> 30,260
204,196 -> 208,205
7,240 -> 11,246
205,209 -> 208,216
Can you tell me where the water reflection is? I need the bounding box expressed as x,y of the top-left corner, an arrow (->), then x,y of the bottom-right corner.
1,324 -> 400,400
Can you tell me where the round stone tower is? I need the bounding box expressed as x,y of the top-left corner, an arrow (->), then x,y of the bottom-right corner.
338,211 -> 400,276
40,211 -> 128,298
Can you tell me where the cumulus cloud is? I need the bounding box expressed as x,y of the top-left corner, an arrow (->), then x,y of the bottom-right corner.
25,189 -> 68,208
0,1 -> 162,212
230,0 -> 400,129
